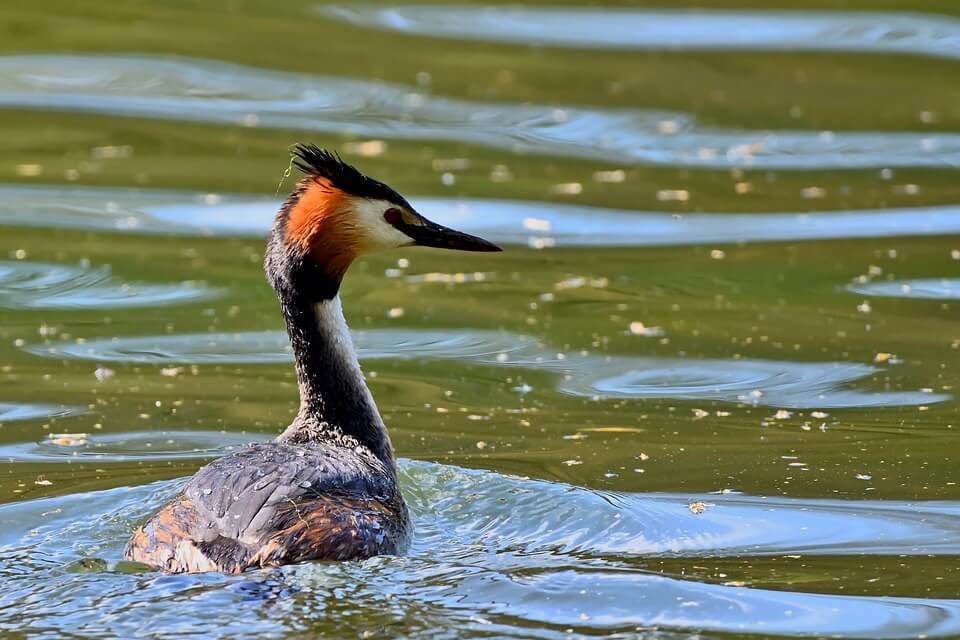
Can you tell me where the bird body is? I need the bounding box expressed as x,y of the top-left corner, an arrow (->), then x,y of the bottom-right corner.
124,146 -> 499,573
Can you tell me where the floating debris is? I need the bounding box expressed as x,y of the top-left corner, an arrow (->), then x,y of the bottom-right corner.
656,189 -> 690,202
488,164 -> 513,182
527,237 -> 556,250
94,367 -> 115,382
688,500 -> 708,515
432,158 -> 470,171
15,164 -> 42,177
406,272 -> 490,284
658,120 -> 681,135
522,217 -> 552,232
629,322 -> 665,337
892,184 -> 920,196
555,276 -> 608,290
342,139 -> 387,157
47,433 -> 88,447
549,182 -> 583,195
593,169 -> 625,183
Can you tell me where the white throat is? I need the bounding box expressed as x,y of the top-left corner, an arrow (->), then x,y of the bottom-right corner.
309,296 -> 385,429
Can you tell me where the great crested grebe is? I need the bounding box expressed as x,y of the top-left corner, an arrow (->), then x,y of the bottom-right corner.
124,145 -> 500,573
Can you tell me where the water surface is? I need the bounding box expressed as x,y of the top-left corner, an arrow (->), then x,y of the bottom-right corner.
326,7 -> 960,59
4,460 -> 960,638
1,1 -> 959,638
0,55 -> 956,170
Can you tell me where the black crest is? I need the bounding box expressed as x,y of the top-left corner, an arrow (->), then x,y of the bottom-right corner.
291,144 -> 413,210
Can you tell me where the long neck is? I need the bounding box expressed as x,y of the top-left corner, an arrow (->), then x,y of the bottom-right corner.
276,291 -> 394,467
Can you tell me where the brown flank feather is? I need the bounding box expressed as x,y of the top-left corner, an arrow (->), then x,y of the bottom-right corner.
126,493 -> 405,573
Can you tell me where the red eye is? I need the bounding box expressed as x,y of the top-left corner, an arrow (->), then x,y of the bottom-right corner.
383,208 -> 402,225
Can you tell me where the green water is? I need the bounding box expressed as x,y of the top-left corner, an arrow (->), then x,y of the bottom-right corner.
1,1 -> 960,638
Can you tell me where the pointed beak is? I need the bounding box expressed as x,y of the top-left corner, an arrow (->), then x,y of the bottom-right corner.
400,212 -> 502,252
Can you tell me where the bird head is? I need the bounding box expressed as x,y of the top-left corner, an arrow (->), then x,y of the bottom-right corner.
267,144 -> 500,301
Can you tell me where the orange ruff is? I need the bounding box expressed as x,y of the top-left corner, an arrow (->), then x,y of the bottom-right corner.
284,178 -> 359,282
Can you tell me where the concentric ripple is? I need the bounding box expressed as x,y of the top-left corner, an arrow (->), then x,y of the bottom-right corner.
0,54 -> 956,169
23,329 -> 945,409
0,430 -> 271,463
2,460 -> 960,638
0,260 -> 217,309
556,354 -> 944,408
326,7 -> 960,59
5,185 -> 960,249
848,278 -> 960,299
24,329 -> 539,365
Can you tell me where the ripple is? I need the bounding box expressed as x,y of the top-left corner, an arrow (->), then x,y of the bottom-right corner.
849,278 -> 960,299
24,329 -> 945,409
24,329 -> 539,365
326,6 -> 960,60
402,461 -> 960,558
0,430 -> 271,463
2,460 -> 960,638
0,54 -> 957,169
6,185 -> 960,249
0,260 -> 217,309
557,354 -> 945,408
0,401 -> 77,422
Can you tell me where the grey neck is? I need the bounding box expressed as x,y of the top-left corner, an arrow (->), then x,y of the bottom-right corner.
276,293 -> 394,468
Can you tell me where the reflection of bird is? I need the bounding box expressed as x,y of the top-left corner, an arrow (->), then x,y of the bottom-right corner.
124,145 -> 500,573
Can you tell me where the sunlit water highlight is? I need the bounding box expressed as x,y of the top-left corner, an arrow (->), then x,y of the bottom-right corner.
0,260 -> 217,309
0,402 -> 78,423
23,329 -> 945,409
4,184 -> 960,248
848,278 -> 960,299
2,460 -> 960,638
326,6 -> 960,60
0,55 -> 956,169
0,430 -> 270,463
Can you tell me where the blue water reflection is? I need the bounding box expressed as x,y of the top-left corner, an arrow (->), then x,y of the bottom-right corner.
0,55 -> 955,169
327,7 -> 960,60
3,461 -> 960,638
3,185 -> 960,248
23,329 -> 946,409
0,260 -> 217,310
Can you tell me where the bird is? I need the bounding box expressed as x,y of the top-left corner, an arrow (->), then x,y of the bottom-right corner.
124,144 -> 501,573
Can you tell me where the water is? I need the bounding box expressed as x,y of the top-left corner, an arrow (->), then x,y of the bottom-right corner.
2,1 -> 959,638
0,259 -> 218,309
325,7 -> 960,59
1,55 -> 957,170
4,460 -> 960,638
6,184 -> 960,247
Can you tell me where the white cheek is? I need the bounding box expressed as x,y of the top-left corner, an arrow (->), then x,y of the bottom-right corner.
351,198 -> 412,251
